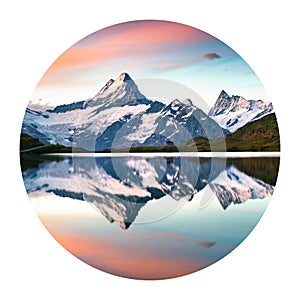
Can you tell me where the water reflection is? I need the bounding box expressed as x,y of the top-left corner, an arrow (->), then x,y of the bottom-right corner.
21,155 -> 279,229
21,155 -> 279,279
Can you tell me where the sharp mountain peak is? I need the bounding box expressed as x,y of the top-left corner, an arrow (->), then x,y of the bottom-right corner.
218,90 -> 230,98
94,72 -> 137,99
116,72 -> 133,82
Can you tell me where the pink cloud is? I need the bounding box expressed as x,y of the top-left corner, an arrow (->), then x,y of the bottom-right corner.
44,20 -> 211,73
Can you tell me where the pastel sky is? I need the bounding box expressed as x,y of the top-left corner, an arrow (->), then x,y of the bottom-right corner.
31,20 -> 268,108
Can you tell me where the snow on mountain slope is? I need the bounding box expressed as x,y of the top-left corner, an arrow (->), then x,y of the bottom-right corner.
105,97 -> 226,150
209,165 -> 274,209
209,90 -> 273,133
23,103 -> 150,149
142,99 -> 226,145
126,111 -> 161,143
91,72 -> 148,108
22,73 -> 151,150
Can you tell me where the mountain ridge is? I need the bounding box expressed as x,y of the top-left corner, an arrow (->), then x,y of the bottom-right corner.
22,72 -> 227,151
22,72 -> 278,152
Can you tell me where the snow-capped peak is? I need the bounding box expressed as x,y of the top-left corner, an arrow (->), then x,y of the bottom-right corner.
92,72 -> 144,101
116,72 -> 132,82
219,89 -> 230,98
91,72 -> 145,105
208,90 -> 232,116
208,90 -> 273,133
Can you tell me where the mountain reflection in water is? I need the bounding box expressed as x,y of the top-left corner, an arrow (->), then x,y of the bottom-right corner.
21,155 -> 279,230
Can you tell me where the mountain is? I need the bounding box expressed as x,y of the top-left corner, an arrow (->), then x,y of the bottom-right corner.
98,98 -> 227,150
22,72 -> 226,151
209,90 -> 273,133
22,73 -> 278,152
22,73 -> 152,151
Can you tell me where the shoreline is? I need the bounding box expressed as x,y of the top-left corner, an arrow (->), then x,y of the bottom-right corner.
43,151 -> 281,158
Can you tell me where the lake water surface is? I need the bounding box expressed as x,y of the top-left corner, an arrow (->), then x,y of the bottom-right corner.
21,154 -> 279,279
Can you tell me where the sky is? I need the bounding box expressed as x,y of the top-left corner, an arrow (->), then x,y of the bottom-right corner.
30,20 -> 268,109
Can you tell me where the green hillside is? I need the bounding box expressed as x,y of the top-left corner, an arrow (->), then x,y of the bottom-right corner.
225,113 -> 280,151
20,134 -> 45,150
181,113 -> 280,152
20,134 -> 87,154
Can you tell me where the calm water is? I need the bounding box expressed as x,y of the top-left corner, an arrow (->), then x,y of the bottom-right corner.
21,154 -> 279,279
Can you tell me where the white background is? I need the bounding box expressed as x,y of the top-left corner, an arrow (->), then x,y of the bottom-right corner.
0,0 -> 299,299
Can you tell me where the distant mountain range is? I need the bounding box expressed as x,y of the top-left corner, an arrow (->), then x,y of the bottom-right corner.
21,72 -> 279,152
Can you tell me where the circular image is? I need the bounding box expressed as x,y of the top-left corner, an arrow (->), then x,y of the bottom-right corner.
20,20 -> 280,280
